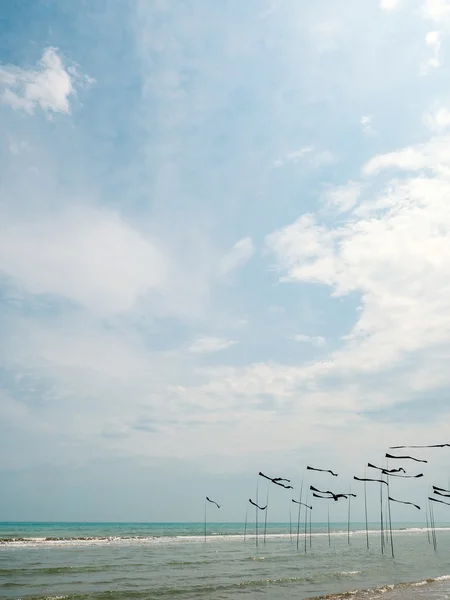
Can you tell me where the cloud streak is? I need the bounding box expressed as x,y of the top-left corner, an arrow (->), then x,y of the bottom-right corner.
0,48 -> 77,115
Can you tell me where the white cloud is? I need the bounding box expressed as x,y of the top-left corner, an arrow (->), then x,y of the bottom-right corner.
380,0 -> 401,10
0,206 -> 169,314
363,133 -> 450,176
423,0 -> 450,22
273,147 -> 335,168
273,147 -> 313,167
292,334 -> 326,347
360,114 -> 374,135
312,150 -> 336,167
187,335 -> 236,354
0,48 -> 76,115
424,106 -> 450,130
267,132 -> 450,376
323,181 -> 362,213
421,31 -> 441,73
219,237 -> 254,277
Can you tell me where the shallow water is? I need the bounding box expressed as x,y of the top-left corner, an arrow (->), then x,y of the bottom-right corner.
1,522 -> 450,600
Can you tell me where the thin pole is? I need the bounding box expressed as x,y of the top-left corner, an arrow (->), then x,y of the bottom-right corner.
380,478 -> 385,554
263,486 -> 270,544
204,501 -> 207,543
364,476 -> 369,550
429,499 -> 435,550
289,503 -> 292,542
387,476 -> 394,558
347,485 -> 352,545
327,505 -> 331,546
296,472 -> 304,551
304,494 -> 308,554
244,506 -> 248,543
255,481 -> 259,549
309,505 -> 312,548
430,499 -> 437,551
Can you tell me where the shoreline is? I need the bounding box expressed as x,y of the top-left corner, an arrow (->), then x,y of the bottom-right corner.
308,574 -> 450,600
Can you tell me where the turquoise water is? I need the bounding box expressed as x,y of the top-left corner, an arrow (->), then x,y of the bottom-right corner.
1,522 -> 450,599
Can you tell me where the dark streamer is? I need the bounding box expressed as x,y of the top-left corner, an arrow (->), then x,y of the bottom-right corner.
385,453 -> 427,463
307,466 -> 338,476
388,496 -> 421,510
433,490 -> 450,498
430,496 -> 450,507
310,486 -> 355,501
204,496 -> 220,542
249,498 -> 267,511
368,463 -> 406,474
354,476 -> 388,486
433,485 -> 450,494
206,497 -> 220,509
259,472 -> 293,489
390,444 -> 450,449
292,499 -> 313,510
381,471 -> 424,479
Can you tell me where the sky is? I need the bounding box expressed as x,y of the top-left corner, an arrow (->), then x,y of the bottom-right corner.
1,0 -> 450,523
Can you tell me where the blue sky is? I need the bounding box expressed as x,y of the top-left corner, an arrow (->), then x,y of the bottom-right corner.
1,0 -> 450,523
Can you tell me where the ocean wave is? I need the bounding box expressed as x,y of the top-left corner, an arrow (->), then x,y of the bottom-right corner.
8,573 -> 450,600
1,527 -> 449,548
305,574 -> 450,600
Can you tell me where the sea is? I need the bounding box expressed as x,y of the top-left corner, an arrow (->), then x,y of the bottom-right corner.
1,522 -> 450,600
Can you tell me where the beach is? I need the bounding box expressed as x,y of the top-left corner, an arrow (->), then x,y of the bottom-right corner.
1,522 -> 450,599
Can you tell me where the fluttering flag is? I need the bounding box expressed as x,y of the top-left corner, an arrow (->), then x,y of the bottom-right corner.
433,485 -> 450,494
292,498 -> 312,510
433,490 -> 450,498
206,497 -> 220,509
368,463 -> 406,474
382,471 -> 424,479
312,491 -> 353,502
430,496 -> 450,507
388,496 -> 420,510
310,485 -> 355,501
259,472 -> 294,489
204,496 -> 220,542
249,498 -> 267,510
390,444 -> 450,449
307,466 -> 338,477
385,453 -> 427,463
354,476 -> 388,486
